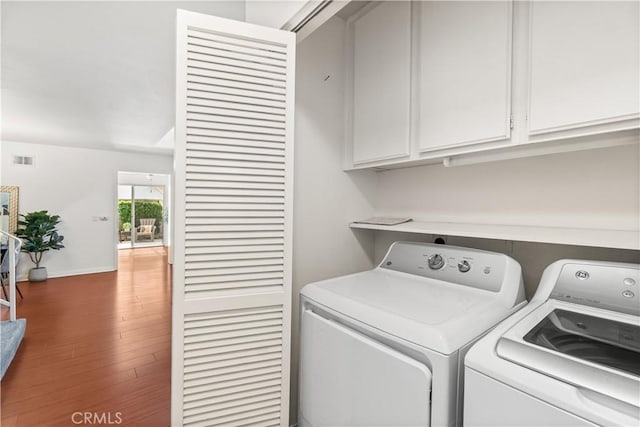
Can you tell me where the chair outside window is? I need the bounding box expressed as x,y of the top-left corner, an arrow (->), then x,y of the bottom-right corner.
136,219 -> 156,241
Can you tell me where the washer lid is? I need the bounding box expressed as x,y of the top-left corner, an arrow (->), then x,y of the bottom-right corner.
496,300 -> 640,409
301,268 -> 519,354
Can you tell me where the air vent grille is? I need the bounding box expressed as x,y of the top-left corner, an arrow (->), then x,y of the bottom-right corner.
13,155 -> 34,166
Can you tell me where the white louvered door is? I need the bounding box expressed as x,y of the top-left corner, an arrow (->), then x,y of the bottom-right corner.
173,10 -> 295,427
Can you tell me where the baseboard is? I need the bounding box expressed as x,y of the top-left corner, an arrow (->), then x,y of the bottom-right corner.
17,266 -> 116,282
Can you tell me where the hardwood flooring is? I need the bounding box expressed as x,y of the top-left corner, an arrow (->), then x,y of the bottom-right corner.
1,247 -> 171,426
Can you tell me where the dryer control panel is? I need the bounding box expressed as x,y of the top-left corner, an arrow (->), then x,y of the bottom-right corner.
379,241 -> 521,293
551,262 -> 640,316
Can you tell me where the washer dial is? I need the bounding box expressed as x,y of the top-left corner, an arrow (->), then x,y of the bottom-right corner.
458,260 -> 471,273
428,254 -> 445,270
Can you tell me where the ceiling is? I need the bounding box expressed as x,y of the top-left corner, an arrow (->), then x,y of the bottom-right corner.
1,1 -> 245,154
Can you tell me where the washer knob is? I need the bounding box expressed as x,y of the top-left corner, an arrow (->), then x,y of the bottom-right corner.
458,260 -> 471,273
428,254 -> 445,270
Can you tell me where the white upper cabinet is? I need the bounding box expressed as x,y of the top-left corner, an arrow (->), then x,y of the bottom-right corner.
349,1 -> 412,165
417,1 -> 513,152
342,0 -> 639,170
528,1 -> 640,136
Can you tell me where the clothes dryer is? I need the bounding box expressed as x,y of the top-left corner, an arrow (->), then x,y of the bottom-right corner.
299,242 -> 526,427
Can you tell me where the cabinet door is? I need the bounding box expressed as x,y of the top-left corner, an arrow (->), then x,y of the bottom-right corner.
418,1 -> 512,152
173,10 -> 294,426
351,1 -> 411,165
528,1 -> 640,135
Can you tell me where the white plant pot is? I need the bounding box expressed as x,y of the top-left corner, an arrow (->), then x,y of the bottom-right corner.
29,267 -> 48,282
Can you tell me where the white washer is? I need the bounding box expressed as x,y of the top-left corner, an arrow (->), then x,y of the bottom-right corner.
298,241 -> 526,427
464,259 -> 640,427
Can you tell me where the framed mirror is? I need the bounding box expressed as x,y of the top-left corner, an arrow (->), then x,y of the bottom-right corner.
1,186 -> 19,235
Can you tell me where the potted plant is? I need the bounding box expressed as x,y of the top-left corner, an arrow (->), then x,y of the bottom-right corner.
16,210 -> 65,282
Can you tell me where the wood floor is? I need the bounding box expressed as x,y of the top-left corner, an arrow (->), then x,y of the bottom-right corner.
1,247 -> 171,426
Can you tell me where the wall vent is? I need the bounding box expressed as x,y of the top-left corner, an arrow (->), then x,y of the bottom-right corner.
13,155 -> 34,166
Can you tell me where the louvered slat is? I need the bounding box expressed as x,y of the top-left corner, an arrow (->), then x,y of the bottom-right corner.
185,244 -> 283,254
184,397 -> 281,425
185,237 -> 284,247
187,150 -> 284,164
185,282 -> 283,296
185,305 -> 281,321
187,136 -> 285,151
188,74 -> 286,98
187,406 -> 281,427
186,196 -> 283,205
174,11 -> 293,426
186,250 -> 283,262
187,96 -> 286,117
186,339 -> 283,361
187,67 -> 286,91
187,158 -> 285,171
185,338 -> 283,361
187,127 -> 285,143
185,272 -> 283,286
187,40 -> 286,67
187,29 -> 288,54
181,306 -> 285,425
187,112 -> 285,129
183,371 -> 281,398
184,378 -> 281,405
187,84 -> 286,108
186,121 -> 285,138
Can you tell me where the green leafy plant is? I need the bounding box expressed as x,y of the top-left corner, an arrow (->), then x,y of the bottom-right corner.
122,222 -> 132,231
16,210 -> 65,268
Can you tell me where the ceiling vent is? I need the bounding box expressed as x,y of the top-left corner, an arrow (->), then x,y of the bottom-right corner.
13,155 -> 35,166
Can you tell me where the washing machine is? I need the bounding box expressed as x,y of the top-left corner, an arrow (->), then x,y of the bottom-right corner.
464,259 -> 640,426
298,241 -> 526,427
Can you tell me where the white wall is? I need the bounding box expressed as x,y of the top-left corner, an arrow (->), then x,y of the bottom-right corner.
371,143 -> 640,296
245,0 -> 309,29
375,144 -> 640,231
1,141 -> 173,279
118,171 -> 169,188
290,16 -> 378,422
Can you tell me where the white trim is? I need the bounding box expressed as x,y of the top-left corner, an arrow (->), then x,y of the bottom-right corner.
17,265 -> 117,282
294,1 -> 352,43
529,114 -> 640,137
171,10 -> 189,426
346,128 -> 639,172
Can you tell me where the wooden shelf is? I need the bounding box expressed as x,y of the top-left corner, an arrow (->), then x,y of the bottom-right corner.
350,220 -> 639,250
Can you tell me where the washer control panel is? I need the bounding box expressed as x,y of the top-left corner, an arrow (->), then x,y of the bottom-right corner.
552,263 -> 640,316
380,241 -> 513,292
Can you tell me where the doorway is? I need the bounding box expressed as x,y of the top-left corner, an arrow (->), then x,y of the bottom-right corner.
117,172 -> 170,251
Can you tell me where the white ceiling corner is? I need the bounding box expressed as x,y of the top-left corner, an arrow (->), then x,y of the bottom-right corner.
1,1 -> 246,154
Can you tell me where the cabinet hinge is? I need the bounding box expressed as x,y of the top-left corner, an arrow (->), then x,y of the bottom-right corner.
509,116 -> 514,130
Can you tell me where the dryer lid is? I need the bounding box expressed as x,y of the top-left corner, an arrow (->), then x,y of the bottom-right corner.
301,268 -> 521,354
